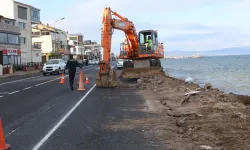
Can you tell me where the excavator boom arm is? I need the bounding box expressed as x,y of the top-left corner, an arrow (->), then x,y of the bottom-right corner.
101,7 -> 138,68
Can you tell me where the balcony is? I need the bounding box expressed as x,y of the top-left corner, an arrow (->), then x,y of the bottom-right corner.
0,22 -> 20,34
32,44 -> 41,50
31,9 -> 40,24
32,34 -> 41,37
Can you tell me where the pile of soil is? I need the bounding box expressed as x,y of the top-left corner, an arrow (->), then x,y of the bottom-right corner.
134,72 -> 250,150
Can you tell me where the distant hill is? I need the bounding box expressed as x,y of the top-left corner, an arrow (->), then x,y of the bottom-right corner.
165,47 -> 250,57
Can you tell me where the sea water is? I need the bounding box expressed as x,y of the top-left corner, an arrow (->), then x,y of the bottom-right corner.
161,55 -> 250,96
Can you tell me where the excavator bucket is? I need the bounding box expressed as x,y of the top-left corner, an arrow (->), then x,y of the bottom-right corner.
119,67 -> 163,79
96,68 -> 120,88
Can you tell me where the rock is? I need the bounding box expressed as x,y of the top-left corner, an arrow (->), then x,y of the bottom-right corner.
177,128 -> 186,134
233,112 -> 247,119
200,145 -> 213,150
160,100 -> 167,105
204,83 -> 212,90
217,94 -> 227,98
213,88 -> 220,91
176,117 -> 187,127
167,110 -> 175,116
137,79 -> 142,84
185,77 -> 193,84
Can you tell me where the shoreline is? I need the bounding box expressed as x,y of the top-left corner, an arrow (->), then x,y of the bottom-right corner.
130,71 -> 250,149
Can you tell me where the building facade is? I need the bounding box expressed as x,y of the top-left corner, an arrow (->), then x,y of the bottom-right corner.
83,40 -> 102,61
0,0 -> 40,64
67,34 -> 84,60
32,24 -> 68,63
0,15 -> 21,66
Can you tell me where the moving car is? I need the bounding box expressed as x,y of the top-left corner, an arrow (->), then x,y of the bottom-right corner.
89,59 -> 99,65
42,59 -> 66,76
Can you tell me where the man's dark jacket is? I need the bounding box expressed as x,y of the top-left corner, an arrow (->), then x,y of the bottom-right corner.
64,59 -> 82,73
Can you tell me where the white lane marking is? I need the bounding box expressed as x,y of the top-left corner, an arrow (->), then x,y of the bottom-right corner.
0,66 -> 94,86
23,86 -> 33,90
32,84 -> 96,150
5,127 -> 20,138
0,75 -> 42,86
8,90 -> 20,95
0,96 -> 3,98
3,67 -> 96,95
35,77 -> 64,87
42,106 -> 52,113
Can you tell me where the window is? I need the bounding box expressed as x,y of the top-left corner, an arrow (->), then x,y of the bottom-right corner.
33,42 -> 41,49
19,22 -> 26,29
0,33 -> 19,44
139,33 -> 145,44
70,37 -> 77,41
52,42 -> 56,50
19,37 -> 26,44
32,31 -> 40,36
18,6 -> 27,20
8,34 -> 19,44
42,31 -> 50,35
2,56 -> 8,65
60,41 -> 64,48
46,59 -> 59,64
31,9 -> 40,22
8,56 -> 12,64
0,33 -> 8,43
5,20 -> 10,24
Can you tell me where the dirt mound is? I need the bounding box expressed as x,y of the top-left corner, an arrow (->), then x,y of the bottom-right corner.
135,73 -> 250,150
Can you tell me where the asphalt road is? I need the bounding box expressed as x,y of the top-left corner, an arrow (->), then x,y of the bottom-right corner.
0,63 -> 163,150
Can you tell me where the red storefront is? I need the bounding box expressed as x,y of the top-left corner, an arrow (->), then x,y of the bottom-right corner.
0,49 -> 21,65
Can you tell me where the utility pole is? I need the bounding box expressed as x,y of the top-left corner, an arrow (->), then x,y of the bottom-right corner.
53,18 -> 65,53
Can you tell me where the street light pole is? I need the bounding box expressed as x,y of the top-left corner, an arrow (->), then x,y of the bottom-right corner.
53,18 -> 65,53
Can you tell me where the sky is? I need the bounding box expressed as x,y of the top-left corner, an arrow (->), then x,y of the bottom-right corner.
18,0 -> 250,54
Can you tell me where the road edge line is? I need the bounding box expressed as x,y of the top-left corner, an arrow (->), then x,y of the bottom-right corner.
32,84 -> 96,150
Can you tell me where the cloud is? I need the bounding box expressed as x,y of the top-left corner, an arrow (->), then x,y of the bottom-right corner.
19,0 -> 250,54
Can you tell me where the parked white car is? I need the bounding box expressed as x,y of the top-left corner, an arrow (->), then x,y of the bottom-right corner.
42,59 -> 66,76
117,59 -> 128,69
116,59 -> 133,69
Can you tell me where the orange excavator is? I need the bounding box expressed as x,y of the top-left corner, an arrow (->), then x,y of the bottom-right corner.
96,7 -> 164,87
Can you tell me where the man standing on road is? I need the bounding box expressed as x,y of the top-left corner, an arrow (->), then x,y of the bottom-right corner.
64,54 -> 83,90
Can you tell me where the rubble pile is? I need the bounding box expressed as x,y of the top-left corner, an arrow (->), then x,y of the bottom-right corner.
136,73 -> 250,150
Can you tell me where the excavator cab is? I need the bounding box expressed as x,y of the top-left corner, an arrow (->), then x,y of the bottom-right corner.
138,30 -> 158,55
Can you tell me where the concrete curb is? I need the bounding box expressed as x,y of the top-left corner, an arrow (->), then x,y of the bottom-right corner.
0,70 -> 42,79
